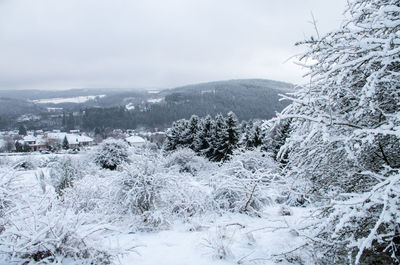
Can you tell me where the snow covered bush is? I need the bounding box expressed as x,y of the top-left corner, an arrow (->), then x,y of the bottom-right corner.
63,173 -> 116,215
49,156 -> 82,196
164,148 -> 209,175
37,155 -> 60,168
210,150 -> 279,215
93,138 -> 130,170
12,157 -> 36,170
157,172 -> 210,221
0,171 -> 126,264
0,170 -> 21,233
114,157 -> 210,230
279,0 -> 400,262
116,163 -> 160,216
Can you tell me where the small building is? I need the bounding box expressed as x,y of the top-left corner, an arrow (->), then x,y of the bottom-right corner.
125,135 -> 146,147
47,132 -> 94,149
76,135 -> 93,147
30,136 -> 48,151
23,135 -> 36,145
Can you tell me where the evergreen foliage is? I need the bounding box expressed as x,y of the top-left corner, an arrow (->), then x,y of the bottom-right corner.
164,112 -> 244,162
62,136 -> 69,150
163,119 -> 188,152
18,125 -> 27,136
193,115 -> 214,156
181,115 -> 200,150
262,118 -> 291,163
14,141 -> 29,153
242,120 -> 264,150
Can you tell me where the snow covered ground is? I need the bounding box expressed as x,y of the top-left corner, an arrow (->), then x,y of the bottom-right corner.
32,95 -> 106,104
125,102 -> 135,110
147,97 -> 163,104
119,209 -> 308,265
0,147 -> 311,265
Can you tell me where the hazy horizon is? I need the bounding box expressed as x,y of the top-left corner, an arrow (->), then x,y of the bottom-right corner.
0,78 -> 294,92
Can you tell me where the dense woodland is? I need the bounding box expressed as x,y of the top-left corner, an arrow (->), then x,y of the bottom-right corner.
82,83 -> 291,130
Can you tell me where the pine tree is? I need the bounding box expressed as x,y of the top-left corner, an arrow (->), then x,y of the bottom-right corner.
244,120 -> 264,149
263,118 -> 291,162
181,115 -> 200,150
194,115 -> 214,156
211,114 -> 230,162
163,119 -> 188,151
240,120 -> 252,148
250,121 -> 263,148
15,141 -> 23,152
225,111 -> 241,152
62,136 -> 69,150
18,125 -> 27,136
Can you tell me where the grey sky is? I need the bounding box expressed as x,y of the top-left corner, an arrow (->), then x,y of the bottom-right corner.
0,0 -> 347,90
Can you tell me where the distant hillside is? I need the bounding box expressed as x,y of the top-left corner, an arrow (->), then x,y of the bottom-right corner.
0,97 -> 45,115
82,79 -> 294,130
0,79 -> 294,130
160,79 -> 293,120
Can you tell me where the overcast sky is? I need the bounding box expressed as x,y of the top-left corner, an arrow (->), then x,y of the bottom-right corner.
0,0 -> 347,90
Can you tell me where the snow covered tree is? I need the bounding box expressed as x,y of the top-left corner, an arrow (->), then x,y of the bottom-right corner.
62,136 -> 69,150
209,114 -> 227,161
181,115 -> 200,150
211,112 -> 240,161
94,138 -> 130,170
280,0 -> 400,263
243,120 -> 264,149
262,118 -> 291,162
163,119 -> 188,151
225,112 -> 241,149
240,120 -> 252,147
14,141 -> 29,153
194,115 -> 214,156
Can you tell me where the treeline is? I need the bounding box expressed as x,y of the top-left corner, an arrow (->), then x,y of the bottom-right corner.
81,84 -> 290,130
163,112 -> 291,162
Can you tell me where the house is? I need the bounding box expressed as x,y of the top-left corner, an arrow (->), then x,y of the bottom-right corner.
29,135 -> 48,151
47,132 -> 93,149
23,135 -> 36,145
77,135 -> 94,147
125,135 -> 146,147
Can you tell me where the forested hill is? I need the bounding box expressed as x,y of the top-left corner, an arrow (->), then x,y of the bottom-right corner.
82,79 -> 293,130
0,79 -> 293,130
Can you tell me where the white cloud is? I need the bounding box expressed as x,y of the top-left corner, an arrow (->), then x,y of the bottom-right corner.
0,0 -> 347,90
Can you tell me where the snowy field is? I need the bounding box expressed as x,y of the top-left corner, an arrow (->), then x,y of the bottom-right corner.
32,95 -> 106,104
147,98 -> 164,104
0,142 -> 313,265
